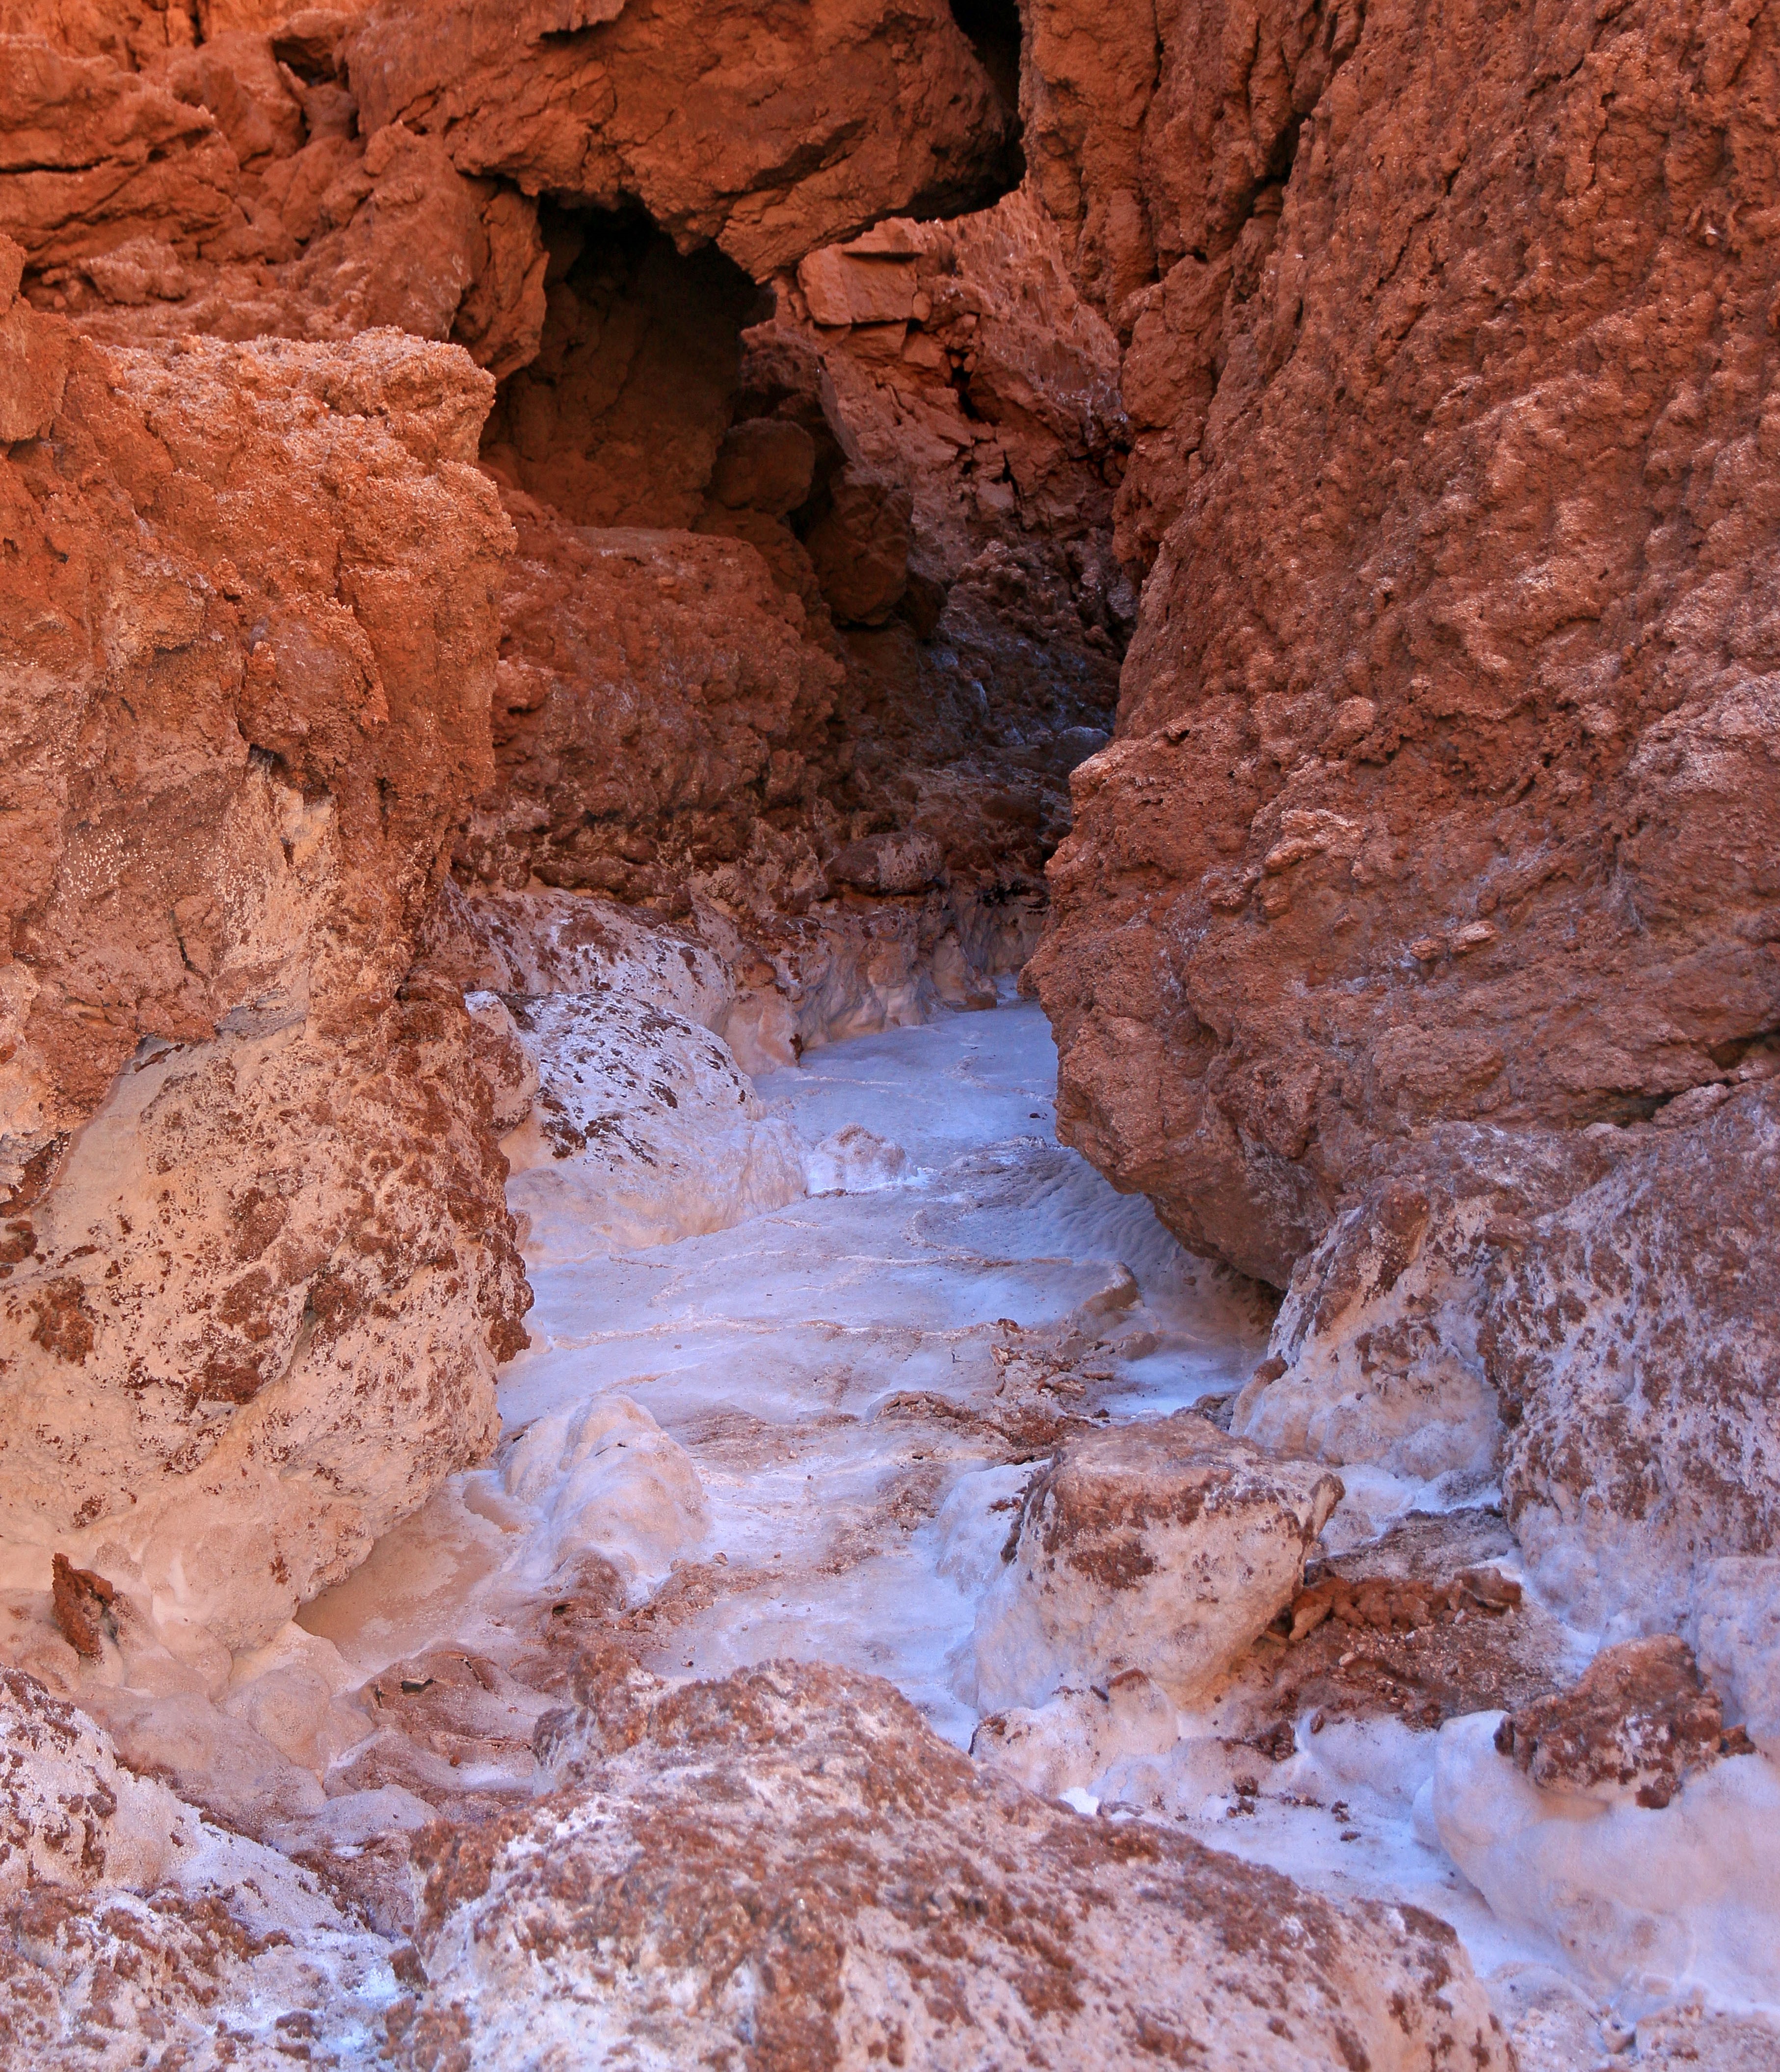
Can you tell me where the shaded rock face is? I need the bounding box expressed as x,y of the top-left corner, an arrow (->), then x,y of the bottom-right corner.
459,191 -> 1129,1035
399,1656 -> 1510,2072
1029,0 -> 1780,1289
456,493 -> 844,901
0,288 -> 527,1650
480,209 -> 763,531
1233,1082 -> 1780,1630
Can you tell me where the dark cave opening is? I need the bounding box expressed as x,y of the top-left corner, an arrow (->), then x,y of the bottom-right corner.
480,202 -> 763,530
948,0 -> 1027,195
950,0 -> 1024,127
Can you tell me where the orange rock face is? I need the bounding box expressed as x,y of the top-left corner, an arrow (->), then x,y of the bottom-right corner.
1030,0 -> 1780,1286
342,0 -> 1018,275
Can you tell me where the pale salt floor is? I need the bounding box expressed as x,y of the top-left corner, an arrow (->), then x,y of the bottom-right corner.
301,995 -> 1778,2063
308,997 -> 1269,1736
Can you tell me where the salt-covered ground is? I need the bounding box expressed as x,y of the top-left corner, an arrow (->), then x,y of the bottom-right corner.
306,995 -> 1269,1736
298,994 -> 1779,2071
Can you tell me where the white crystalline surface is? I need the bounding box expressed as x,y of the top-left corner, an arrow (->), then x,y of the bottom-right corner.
294,994 -> 1778,2066
307,1000 -> 1266,1729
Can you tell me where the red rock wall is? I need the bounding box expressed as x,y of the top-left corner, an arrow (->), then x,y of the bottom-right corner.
0,269 -> 528,1645
1029,0 -> 1780,1286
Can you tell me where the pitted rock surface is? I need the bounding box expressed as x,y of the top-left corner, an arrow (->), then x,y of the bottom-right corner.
1031,0 -> 1780,1288
399,1656 -> 1510,2072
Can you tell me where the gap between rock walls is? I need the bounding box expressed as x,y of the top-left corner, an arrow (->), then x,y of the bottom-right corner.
1,1 -> 1778,2069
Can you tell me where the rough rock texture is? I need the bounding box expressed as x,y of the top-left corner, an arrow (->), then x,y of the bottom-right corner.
1433,1706 -> 1780,2011
774,190 -> 1130,930
454,491 -> 843,903
1031,0 -> 1780,1286
972,1411 -> 1342,1711
1233,1081 -> 1780,1625
398,1656 -> 1511,2071
341,0 -> 1017,277
0,1665 -> 200,1896
462,195 -> 1131,1045
0,1665 -> 403,2071
1494,1636 -> 1740,1811
0,286 -> 527,1650
5,21 -> 549,378
498,991 -> 807,1257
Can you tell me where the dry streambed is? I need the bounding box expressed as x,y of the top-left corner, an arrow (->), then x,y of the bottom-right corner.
5,991 -> 1777,2069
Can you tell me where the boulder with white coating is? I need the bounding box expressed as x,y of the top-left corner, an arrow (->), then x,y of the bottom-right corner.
503,1394 -> 709,1591
1432,1708 -> 1780,2010
972,1413 -> 1343,1712
499,993 -> 806,1256
406,1657 -> 1511,2071
970,1669 -> 1179,1801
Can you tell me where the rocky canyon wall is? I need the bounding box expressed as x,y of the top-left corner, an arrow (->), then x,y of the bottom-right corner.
0,272 -> 528,1651
0,0 -> 1124,1655
1024,0 -> 1780,1631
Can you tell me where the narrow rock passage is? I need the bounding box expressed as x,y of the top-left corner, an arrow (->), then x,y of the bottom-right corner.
295,995 -> 1780,2069
302,996 -> 1270,1743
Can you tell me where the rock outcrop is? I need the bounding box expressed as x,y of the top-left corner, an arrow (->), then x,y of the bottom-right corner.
1232,1081 -> 1780,1628
972,1411 -> 1342,1711
1493,1636 -> 1742,1810
1031,0 -> 1780,1285
401,1655 -> 1511,2071
341,0 -> 1016,277
0,1666 -> 403,2070
0,277 -> 527,1651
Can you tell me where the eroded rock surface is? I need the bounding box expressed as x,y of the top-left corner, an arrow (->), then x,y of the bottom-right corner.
972,1411 -> 1342,1712
399,1656 -> 1510,2072
0,281 -> 527,1651
1234,1083 -> 1780,1628
1032,0 -> 1780,1287
0,1666 -> 401,2070
1494,1636 -> 1743,1811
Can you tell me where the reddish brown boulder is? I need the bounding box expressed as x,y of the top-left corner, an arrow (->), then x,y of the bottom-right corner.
1495,1636 -> 1740,1809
